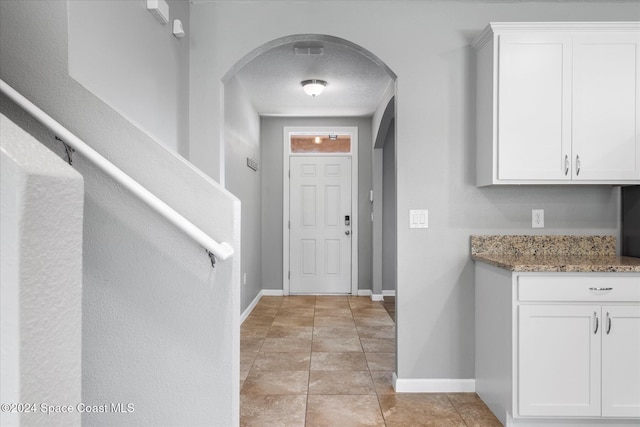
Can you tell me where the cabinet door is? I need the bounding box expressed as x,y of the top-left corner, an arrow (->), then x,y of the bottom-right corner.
602,305 -> 640,417
518,305 -> 601,417
498,33 -> 572,181
573,33 -> 640,180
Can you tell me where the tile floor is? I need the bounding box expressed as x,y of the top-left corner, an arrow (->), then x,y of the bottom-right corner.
240,295 -> 502,426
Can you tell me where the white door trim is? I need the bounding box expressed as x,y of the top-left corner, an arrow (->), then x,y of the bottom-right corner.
283,126 -> 358,296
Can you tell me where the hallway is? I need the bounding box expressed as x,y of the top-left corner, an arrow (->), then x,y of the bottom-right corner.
240,296 -> 501,426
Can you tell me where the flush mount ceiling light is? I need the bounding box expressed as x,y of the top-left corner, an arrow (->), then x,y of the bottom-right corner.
301,79 -> 327,97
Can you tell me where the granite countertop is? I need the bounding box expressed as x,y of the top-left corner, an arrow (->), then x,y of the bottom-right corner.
471,235 -> 640,273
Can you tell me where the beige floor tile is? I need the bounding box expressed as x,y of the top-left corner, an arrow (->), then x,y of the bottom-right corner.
308,370 -> 375,395
310,352 -> 368,371
273,316 -> 315,327
360,337 -> 395,353
312,337 -> 363,352
315,300 -> 351,310
241,337 -> 264,354
314,307 -> 353,317
240,395 -> 306,427
252,352 -> 311,371
378,394 -> 466,426
313,326 -> 359,339
354,316 -> 394,327
447,393 -> 503,427
365,352 -> 395,371
356,325 -> 395,339
277,307 -> 315,318
348,298 -> 383,309
241,370 -> 309,395
314,316 -> 355,327
242,316 -> 274,328
241,352 -> 259,371
281,296 -> 316,307
256,296 -> 283,306
240,369 -> 250,388
261,337 -> 312,352
241,325 -> 270,339
267,325 -> 313,339
350,308 -> 389,318
370,371 -> 396,394
249,306 -> 279,317
306,395 -> 385,426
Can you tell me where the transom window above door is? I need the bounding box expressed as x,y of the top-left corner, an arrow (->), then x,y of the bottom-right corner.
290,134 -> 352,154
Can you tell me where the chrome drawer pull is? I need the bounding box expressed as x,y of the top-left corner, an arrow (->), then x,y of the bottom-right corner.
564,155 -> 569,176
589,287 -> 613,291
606,312 -> 612,335
593,312 -> 599,334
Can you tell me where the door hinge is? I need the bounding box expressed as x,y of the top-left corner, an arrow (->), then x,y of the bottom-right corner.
288,271 -> 290,279
288,220 -> 290,229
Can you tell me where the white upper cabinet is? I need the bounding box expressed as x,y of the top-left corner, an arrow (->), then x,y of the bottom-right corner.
474,23 -> 640,186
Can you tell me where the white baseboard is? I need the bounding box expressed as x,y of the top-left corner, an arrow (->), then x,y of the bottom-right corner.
241,289 -> 285,324
393,375 -> 475,393
240,291 -> 263,324
382,290 -> 396,297
358,289 -> 393,301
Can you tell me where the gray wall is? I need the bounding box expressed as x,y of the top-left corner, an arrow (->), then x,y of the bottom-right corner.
190,0 -> 632,383
1,1 -> 240,424
261,116 -> 373,293
382,120 -> 396,292
224,76 -> 263,312
68,0 -> 190,156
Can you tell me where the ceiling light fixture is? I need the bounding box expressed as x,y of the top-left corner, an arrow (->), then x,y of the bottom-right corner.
301,79 -> 327,97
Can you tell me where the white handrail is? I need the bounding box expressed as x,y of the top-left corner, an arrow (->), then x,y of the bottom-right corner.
0,79 -> 234,261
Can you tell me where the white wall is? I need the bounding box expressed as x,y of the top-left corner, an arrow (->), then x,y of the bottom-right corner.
68,0 -> 190,156
260,116 -> 373,295
1,1 -> 240,424
382,120 -> 396,292
224,76 -> 263,312
1,114 -> 83,427
190,0 -> 632,384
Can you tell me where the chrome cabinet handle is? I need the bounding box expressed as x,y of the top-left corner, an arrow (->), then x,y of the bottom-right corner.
589,287 -> 613,291
576,155 -> 581,176
345,230 -> 350,235
564,155 -> 569,176
594,311 -> 599,334
606,312 -> 612,335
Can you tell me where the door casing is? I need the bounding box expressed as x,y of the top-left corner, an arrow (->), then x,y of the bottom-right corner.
283,126 -> 359,296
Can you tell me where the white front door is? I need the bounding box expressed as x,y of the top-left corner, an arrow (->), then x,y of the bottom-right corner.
289,156 -> 352,294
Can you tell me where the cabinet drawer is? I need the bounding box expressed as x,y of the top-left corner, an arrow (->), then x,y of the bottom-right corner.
518,275 -> 640,302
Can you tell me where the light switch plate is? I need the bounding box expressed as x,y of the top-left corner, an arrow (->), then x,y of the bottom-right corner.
410,209 -> 428,228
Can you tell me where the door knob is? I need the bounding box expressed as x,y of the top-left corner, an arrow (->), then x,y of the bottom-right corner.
345,230 -> 350,235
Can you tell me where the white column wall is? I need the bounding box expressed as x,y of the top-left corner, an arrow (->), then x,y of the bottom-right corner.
1,114 -> 83,427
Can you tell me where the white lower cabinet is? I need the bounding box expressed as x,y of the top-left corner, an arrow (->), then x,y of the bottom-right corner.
518,304 -> 640,418
475,263 -> 640,426
601,305 -> 640,417
518,305 -> 601,417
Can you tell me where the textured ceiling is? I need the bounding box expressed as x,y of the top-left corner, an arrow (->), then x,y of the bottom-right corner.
235,39 -> 394,117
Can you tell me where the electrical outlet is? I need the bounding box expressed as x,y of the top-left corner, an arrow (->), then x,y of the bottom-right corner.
532,209 -> 544,228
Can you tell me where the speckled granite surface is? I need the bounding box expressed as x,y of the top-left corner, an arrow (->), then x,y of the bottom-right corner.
471,235 -> 640,273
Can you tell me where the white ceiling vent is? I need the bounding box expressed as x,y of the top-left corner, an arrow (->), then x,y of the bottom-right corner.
294,46 -> 324,56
